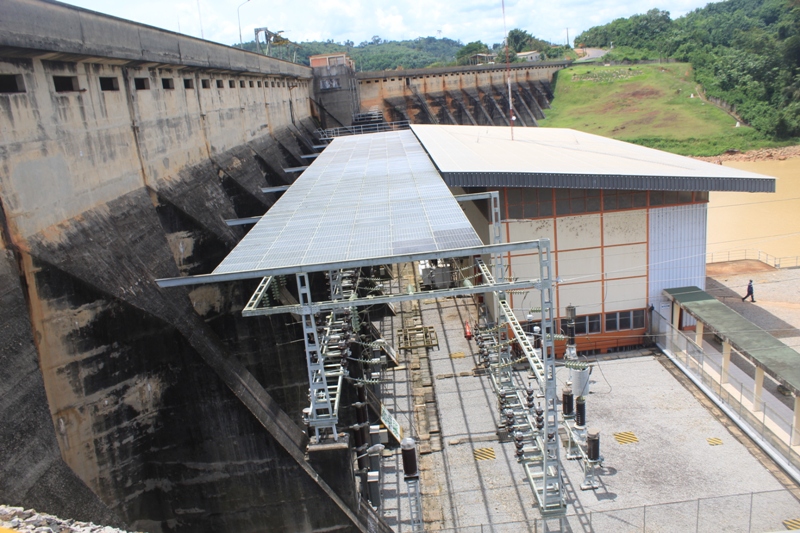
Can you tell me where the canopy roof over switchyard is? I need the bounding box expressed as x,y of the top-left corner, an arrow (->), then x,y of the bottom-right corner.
411,125 -> 776,192
158,130 -> 535,286
664,287 -> 800,395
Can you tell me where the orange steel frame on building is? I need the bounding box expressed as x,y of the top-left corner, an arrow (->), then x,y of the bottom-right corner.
497,187 -> 709,355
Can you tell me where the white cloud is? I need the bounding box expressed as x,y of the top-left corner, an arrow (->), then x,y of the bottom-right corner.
60,0 -> 713,48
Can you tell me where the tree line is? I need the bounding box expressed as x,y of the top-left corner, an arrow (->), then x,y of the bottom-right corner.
575,0 -> 800,138
233,30 -> 573,72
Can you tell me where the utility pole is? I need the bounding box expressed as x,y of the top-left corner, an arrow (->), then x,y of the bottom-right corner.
238,0 -> 251,48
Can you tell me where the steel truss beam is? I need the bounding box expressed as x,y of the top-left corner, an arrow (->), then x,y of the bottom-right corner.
243,278 -> 536,317
156,241 -> 540,287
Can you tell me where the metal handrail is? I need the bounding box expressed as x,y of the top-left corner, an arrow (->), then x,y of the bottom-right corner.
316,120 -> 411,141
706,249 -> 800,269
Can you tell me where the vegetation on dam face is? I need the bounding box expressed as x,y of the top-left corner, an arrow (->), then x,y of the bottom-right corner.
539,63 -> 797,156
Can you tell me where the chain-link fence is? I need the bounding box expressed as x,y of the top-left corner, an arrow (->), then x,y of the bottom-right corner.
434,489 -> 800,532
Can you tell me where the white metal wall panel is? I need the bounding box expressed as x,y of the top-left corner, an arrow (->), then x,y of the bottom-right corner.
648,204 -> 708,326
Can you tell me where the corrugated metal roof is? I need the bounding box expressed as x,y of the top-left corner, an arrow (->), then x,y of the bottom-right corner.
411,125 -> 775,192
664,286 -> 800,394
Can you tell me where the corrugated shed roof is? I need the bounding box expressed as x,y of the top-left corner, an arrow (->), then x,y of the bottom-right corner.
411,125 -> 776,192
664,286 -> 800,394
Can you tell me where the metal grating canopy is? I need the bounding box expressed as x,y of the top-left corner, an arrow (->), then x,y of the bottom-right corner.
212,130 -> 483,277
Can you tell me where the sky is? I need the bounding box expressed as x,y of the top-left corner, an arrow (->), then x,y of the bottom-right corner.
59,0 -> 714,49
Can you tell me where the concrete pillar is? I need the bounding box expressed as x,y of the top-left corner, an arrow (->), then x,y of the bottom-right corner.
753,366 -> 765,412
671,301 -> 681,329
695,321 -> 704,347
793,396 -> 800,446
721,341 -> 732,384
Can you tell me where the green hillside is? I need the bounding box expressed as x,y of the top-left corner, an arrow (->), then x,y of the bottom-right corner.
574,0 -> 800,139
540,63 -> 792,156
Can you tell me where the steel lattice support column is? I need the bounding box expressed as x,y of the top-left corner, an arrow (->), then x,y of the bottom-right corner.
537,240 -> 565,515
297,272 -> 338,441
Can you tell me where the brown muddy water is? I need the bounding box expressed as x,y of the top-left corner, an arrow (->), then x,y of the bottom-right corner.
707,158 -> 800,263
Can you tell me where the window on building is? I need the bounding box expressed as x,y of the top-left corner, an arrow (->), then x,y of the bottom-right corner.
134,77 -> 150,90
556,189 -> 601,215
229,80 -> 236,88
504,188 -> 553,219
257,81 -> 262,87
99,77 -> 119,91
216,79 -> 224,88
184,78 -> 194,89
605,310 -> 646,332
162,78 -> 175,90
0,74 -> 25,93
53,75 -> 80,92
249,80 -> 254,87
603,190 -> 646,211
573,314 -> 602,335
201,79 -> 211,89
633,309 -> 645,329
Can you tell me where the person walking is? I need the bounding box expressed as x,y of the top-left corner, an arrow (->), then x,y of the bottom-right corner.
742,280 -> 755,302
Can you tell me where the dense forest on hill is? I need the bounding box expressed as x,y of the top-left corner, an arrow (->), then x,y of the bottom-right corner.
574,0 -> 800,138
236,36 -> 462,71
235,30 -> 574,72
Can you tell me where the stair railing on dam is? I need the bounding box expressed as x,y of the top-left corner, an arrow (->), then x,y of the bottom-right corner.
316,120 -> 410,141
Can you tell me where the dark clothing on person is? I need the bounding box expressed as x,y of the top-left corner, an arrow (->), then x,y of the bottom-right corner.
742,281 -> 755,302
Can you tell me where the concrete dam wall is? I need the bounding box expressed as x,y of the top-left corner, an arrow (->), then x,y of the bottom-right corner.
356,61 -> 568,126
0,2 -> 381,532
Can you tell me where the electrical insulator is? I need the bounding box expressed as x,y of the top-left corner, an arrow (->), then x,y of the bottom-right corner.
504,409 -> 515,429
514,431 -> 525,457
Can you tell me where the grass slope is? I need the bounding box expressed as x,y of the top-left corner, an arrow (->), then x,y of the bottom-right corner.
539,63 -> 790,156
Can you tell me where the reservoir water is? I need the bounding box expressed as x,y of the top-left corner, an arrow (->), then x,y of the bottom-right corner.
707,158 -> 800,264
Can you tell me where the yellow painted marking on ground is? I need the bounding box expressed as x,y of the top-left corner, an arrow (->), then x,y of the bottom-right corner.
613,431 -> 639,445
1,528 -> 18,533
707,437 -> 723,446
474,447 -> 496,461
783,518 -> 800,530
450,351 -> 465,359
